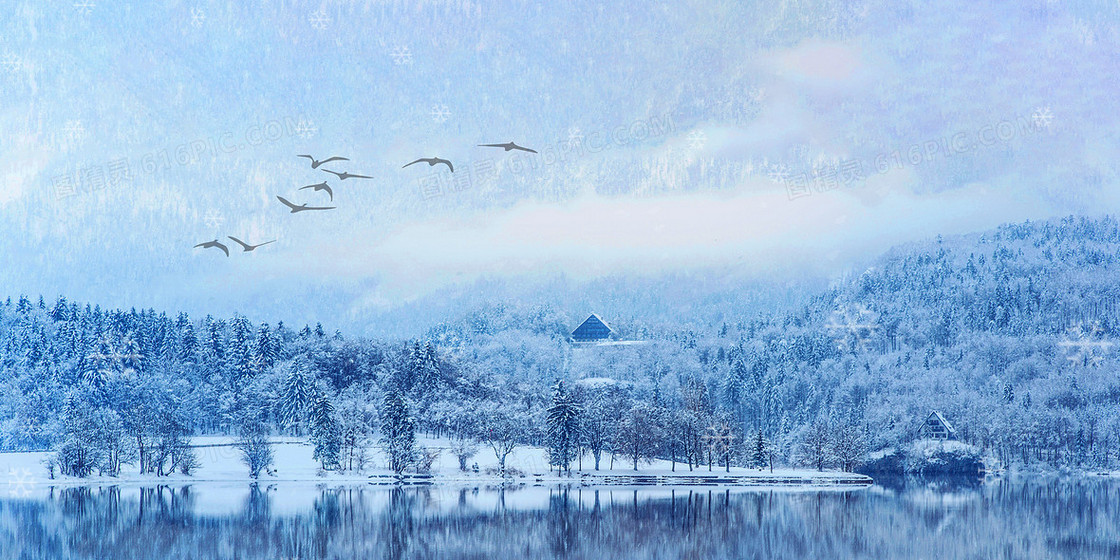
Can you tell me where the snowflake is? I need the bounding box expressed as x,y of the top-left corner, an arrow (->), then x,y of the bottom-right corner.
63,120 -> 86,142
1031,107 -> 1053,130
567,126 -> 584,147
203,209 -> 224,230
391,46 -> 413,66
308,10 -> 331,30
687,130 -> 707,149
430,104 -> 451,124
190,8 -> 206,27
701,423 -> 736,456
825,304 -> 879,352
1058,321 -> 1113,367
1,53 -> 22,72
7,468 -> 35,498
766,163 -> 790,184
293,118 -> 318,139
73,1 -> 96,15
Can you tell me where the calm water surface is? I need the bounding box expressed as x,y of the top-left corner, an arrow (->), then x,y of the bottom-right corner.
1,477 -> 1117,559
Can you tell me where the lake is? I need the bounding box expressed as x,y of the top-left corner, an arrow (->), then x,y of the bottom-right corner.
1,477 -> 1117,559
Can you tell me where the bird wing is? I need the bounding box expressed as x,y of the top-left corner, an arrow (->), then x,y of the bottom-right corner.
227,236 -> 251,250
513,144 -> 538,153
347,173 -> 372,179
298,184 -> 314,191
297,154 -> 314,161
214,242 -> 230,257
321,169 -> 344,179
437,159 -> 454,172
402,159 -> 425,168
320,156 -> 349,165
323,185 -> 334,200
307,205 -> 337,210
193,241 -> 212,249
477,143 -> 506,148
257,239 -> 277,247
276,196 -> 298,209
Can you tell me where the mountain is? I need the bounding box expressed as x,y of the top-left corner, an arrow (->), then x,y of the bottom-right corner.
2,216 -> 1118,472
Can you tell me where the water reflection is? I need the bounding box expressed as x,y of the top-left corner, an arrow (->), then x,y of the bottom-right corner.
0,478 -> 1118,559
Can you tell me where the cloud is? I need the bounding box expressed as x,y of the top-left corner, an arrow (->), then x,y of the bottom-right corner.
0,132 -> 50,207
769,39 -> 867,87
277,170 -> 1053,309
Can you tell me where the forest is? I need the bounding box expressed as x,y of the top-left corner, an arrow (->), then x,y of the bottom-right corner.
2,215 -> 1119,477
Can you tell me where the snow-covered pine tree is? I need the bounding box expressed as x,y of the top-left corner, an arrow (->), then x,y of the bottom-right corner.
414,341 -> 443,397
254,323 -> 277,370
751,429 -> 772,470
380,389 -> 415,475
310,391 -> 341,470
83,335 -> 119,389
546,380 -> 582,473
227,316 -> 253,384
279,365 -> 313,434
120,334 -> 143,373
179,321 -> 199,365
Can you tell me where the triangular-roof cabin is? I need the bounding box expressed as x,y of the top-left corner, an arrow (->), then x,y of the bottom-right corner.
571,314 -> 612,342
916,411 -> 957,441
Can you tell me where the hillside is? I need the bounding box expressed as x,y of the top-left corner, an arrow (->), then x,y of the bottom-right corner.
1,216 -> 1118,476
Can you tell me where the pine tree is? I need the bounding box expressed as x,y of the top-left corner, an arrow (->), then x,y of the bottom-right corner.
546,381 -> 582,473
751,429 -> 772,470
254,323 -> 277,370
381,389 -> 415,475
120,334 -> 143,373
310,392 -> 341,469
280,365 -> 313,434
415,341 -> 442,396
51,296 -> 69,321
83,335 -> 119,389
179,322 -> 199,365
227,316 -> 253,384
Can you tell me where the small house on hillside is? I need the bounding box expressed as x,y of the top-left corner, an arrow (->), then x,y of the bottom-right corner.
917,411 -> 957,441
571,314 -> 612,343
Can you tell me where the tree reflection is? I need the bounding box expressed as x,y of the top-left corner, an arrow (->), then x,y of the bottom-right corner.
0,479 -> 1118,559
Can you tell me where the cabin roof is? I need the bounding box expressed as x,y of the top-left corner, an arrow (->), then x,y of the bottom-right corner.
920,411 -> 957,436
571,314 -> 612,340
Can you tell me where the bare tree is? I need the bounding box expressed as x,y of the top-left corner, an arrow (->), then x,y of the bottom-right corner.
615,403 -> 661,470
480,404 -> 523,476
831,424 -> 867,472
450,437 -> 478,471
801,420 -> 832,471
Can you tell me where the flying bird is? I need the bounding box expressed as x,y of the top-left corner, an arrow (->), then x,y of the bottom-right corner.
478,142 -> 537,154
299,181 -> 334,201
193,239 -> 229,257
227,236 -> 277,252
297,154 -> 349,169
321,169 -> 372,181
276,196 -> 336,213
403,157 -> 454,172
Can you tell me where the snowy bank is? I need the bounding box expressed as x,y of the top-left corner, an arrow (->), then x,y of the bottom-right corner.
2,435 -> 870,491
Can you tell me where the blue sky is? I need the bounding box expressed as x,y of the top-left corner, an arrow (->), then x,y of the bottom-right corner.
1,1 -> 1118,335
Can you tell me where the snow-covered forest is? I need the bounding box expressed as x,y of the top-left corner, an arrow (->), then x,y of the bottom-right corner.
3,215 -> 1118,477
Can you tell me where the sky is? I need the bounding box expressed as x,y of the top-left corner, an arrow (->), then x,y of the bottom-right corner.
1,0 -> 1118,336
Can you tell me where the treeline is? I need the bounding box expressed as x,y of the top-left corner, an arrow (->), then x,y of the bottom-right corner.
5,215 -> 1120,477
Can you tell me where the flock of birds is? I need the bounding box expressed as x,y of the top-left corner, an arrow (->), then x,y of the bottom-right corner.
194,142 -> 537,257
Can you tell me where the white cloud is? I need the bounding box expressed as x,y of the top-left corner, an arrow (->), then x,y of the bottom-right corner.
275,171 -> 1053,308
0,133 -> 50,207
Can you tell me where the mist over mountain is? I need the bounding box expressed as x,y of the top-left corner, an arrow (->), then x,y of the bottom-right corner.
5,215 -> 1117,472
3,1 -> 1120,335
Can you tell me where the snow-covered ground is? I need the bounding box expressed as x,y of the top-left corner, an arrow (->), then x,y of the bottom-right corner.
1,435 -> 869,496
